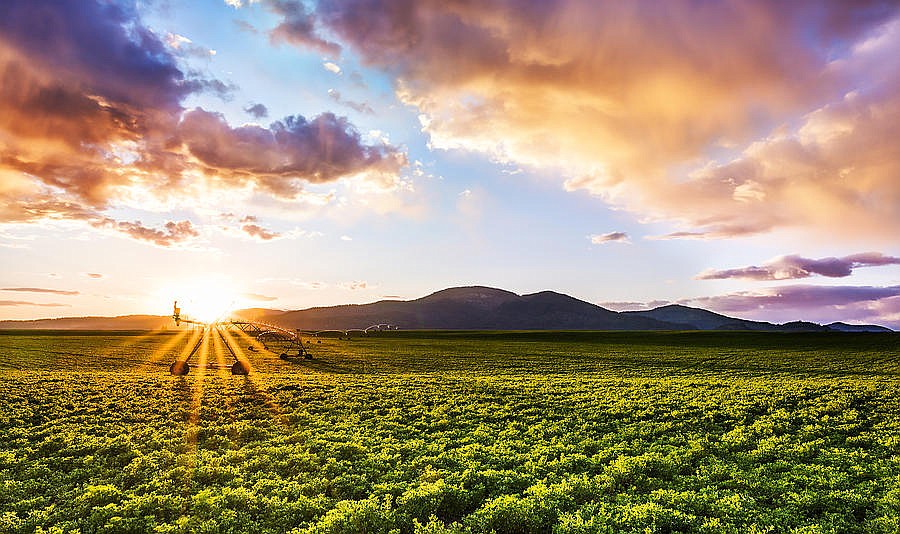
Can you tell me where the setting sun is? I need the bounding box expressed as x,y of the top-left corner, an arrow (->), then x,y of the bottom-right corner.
155,278 -> 241,324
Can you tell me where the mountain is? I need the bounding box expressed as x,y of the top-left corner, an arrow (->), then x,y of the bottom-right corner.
623,304 -> 773,330
623,305 -> 843,332
255,286 -> 679,331
0,286 -> 893,332
0,315 -> 177,330
827,322 -> 894,333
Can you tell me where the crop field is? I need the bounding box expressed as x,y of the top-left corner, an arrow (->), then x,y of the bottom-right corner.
1,329 -> 899,533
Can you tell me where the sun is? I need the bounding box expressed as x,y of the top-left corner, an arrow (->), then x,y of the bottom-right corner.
157,278 -> 241,324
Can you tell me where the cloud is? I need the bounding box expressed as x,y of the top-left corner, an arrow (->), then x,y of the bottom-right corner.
0,0 -> 193,206
340,280 -> 368,290
242,292 -> 278,302
340,235 -> 352,241
164,32 -> 216,58
0,194 -> 203,247
327,89 -> 375,114
268,0 -> 341,56
0,0 -> 406,243
600,300 -> 670,312
241,223 -> 281,241
177,108 -> 406,197
590,232 -> 630,245
2,287 -> 79,296
682,284 -> 900,328
86,273 -> 103,279
225,0 -> 258,7
697,252 -> 900,280
0,300 -> 70,307
614,285 -> 900,328
91,219 -> 200,247
234,19 -> 259,34
688,285 -> 900,311
243,103 -> 269,119
306,0 -> 900,241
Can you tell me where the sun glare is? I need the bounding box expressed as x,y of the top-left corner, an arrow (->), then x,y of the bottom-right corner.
155,278 -> 241,324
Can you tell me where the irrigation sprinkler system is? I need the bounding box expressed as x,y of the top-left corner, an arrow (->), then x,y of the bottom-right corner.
169,301 -> 311,376
168,301 -> 397,375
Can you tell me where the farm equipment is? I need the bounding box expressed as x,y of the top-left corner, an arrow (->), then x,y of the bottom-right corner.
169,301 -> 310,375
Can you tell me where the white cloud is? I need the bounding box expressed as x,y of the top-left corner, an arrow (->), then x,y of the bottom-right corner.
590,232 -> 630,245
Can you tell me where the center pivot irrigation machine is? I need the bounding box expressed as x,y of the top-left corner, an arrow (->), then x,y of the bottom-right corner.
169,301 -> 311,376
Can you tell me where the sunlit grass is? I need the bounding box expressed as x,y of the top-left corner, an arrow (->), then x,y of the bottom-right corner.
219,327 -> 291,426
210,326 -> 229,377
97,329 -> 158,358
1,330 -> 898,533
135,328 -> 191,371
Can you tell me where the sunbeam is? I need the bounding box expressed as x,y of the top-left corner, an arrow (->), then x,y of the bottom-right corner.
211,325 -> 228,377
221,327 -> 290,427
136,329 -> 191,372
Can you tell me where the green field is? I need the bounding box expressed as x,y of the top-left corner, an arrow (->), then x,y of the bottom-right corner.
1,329 -> 899,533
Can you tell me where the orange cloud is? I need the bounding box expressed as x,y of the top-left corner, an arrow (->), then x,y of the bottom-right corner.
90,219 -> 200,247
309,0 -> 899,240
241,223 -> 281,241
0,301 -> 69,307
2,287 -> 79,296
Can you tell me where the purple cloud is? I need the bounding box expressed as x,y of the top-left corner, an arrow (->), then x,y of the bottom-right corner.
682,284 -> 900,329
178,108 -> 405,195
267,0 -> 341,56
0,0 -> 406,245
698,252 -> 900,280
688,285 -> 900,311
327,89 -> 375,114
243,103 -> 269,119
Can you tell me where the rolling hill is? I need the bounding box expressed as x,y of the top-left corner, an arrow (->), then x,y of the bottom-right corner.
0,286 -> 892,332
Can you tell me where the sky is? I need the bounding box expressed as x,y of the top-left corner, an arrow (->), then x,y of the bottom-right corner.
1,0 -> 899,328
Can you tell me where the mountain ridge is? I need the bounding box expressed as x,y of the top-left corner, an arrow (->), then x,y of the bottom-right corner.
0,286 -> 892,332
